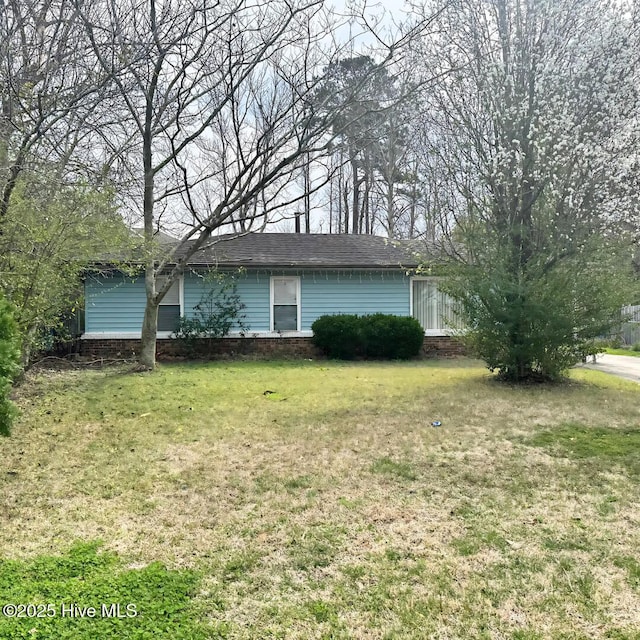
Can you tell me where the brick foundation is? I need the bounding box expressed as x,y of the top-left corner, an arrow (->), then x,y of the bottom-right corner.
421,336 -> 466,357
78,336 -> 465,360
79,337 -> 321,360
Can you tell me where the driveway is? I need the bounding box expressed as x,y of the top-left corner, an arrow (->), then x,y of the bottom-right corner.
579,354 -> 640,383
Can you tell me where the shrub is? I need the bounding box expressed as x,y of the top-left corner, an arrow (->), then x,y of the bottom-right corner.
443,238 -> 635,382
360,314 -> 424,359
173,271 -> 247,354
311,314 -> 361,359
0,294 -> 21,436
607,336 -> 623,350
311,314 -> 424,360
632,342 -> 640,352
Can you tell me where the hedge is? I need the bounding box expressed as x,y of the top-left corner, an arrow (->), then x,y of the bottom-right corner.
311,313 -> 424,360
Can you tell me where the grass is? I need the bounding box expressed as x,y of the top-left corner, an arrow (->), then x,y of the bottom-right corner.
2,359 -> 640,638
604,348 -> 640,357
0,542 -> 211,639
526,424 -> 640,476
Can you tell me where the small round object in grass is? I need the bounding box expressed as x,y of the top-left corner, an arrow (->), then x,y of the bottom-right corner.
431,421 -> 442,427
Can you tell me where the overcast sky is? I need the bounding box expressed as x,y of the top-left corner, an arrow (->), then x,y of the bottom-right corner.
326,0 -> 415,50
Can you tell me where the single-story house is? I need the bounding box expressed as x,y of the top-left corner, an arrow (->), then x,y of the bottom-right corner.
80,233 -> 463,358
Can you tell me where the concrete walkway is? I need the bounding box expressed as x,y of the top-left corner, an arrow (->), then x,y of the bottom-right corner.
579,354 -> 640,383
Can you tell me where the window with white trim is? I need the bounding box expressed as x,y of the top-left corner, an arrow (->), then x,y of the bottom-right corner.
271,276 -> 300,331
157,276 -> 182,332
412,279 -> 462,334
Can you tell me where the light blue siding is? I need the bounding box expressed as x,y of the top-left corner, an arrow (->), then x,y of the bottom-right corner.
183,271 -> 270,331
300,271 -> 410,329
84,269 -> 410,334
85,274 -> 147,333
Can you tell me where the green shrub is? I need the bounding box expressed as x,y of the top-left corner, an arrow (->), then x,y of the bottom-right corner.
607,336 -> 623,349
311,314 -> 424,360
0,294 -> 21,436
442,238 -> 635,382
311,314 -> 361,359
632,342 -> 640,352
173,271 -> 247,354
361,313 -> 424,359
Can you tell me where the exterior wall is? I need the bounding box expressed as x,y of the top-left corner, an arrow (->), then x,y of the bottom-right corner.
79,337 -> 320,359
78,336 -> 464,360
300,271 -> 409,327
85,274 -> 147,333
84,269 -> 411,336
183,271 -> 271,330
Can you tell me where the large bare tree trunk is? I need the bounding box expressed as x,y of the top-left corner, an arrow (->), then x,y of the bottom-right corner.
139,97 -> 156,368
139,300 -> 158,370
303,153 -> 311,233
350,156 -> 360,234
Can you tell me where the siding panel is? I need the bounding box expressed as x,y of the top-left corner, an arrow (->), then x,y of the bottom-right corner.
300,271 -> 410,329
84,269 -> 410,335
183,271 -> 270,332
84,274 -> 147,333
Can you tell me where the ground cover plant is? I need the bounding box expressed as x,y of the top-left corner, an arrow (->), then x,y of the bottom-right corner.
0,542 -> 209,639
2,360 -> 640,638
0,294 -> 21,435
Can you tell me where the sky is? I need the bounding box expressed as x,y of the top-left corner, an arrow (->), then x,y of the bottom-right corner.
325,0 -> 415,49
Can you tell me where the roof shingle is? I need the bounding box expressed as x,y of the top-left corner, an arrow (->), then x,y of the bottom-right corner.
177,233 -> 421,269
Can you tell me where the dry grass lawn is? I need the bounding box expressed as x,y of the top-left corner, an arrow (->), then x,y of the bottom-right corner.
2,359 -> 640,639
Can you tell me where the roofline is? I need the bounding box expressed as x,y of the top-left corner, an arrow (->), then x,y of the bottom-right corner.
86,262 -> 420,270
187,261 -> 420,268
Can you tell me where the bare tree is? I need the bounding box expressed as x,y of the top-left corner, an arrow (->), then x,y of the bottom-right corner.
75,0 -> 423,368
0,0 -> 132,364
0,0 -> 111,226
314,57 -> 432,238
370,76 -> 419,238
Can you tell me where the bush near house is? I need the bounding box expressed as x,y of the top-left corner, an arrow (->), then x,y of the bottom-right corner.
311,314 -> 362,359
361,313 -> 424,359
172,272 -> 247,355
311,313 -> 424,360
0,294 -> 21,436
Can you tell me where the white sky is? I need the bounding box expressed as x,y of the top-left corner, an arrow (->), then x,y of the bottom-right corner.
326,0 -> 416,49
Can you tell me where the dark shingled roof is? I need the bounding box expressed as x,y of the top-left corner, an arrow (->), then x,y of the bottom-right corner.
176,233 -> 422,269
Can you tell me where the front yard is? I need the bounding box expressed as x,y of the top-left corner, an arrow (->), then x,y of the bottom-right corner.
2,360 -> 640,639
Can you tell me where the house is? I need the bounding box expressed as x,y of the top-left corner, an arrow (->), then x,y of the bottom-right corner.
80,233 -> 463,358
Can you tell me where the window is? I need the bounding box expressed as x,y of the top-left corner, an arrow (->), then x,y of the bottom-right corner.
412,278 -> 462,334
157,276 -> 182,332
271,276 -> 300,332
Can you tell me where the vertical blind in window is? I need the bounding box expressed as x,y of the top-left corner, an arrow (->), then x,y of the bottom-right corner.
273,277 -> 298,331
412,280 -> 462,332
